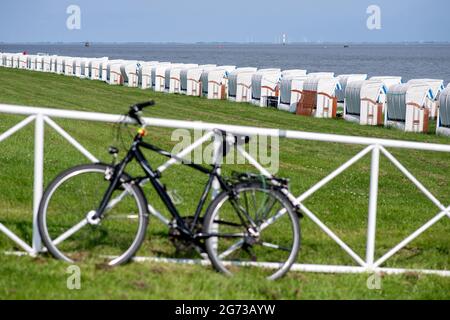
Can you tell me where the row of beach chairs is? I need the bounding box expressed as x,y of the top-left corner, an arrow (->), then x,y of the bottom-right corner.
1,52 -> 449,136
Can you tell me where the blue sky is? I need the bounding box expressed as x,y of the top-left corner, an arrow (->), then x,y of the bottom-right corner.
0,0 -> 449,43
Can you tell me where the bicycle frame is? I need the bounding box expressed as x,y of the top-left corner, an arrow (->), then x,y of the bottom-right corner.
94,131 -> 232,238
91,121 -> 300,250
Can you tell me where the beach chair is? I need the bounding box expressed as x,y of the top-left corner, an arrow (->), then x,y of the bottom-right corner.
207,66 -> 236,100
227,67 -> 258,102
123,61 -> 143,87
408,79 -> 444,119
344,80 -> 386,126
337,74 -> 368,102
42,56 -> 54,72
251,69 -> 282,107
169,64 -> 198,94
370,76 -> 402,111
229,68 -> 258,103
437,87 -> 450,136
18,54 -> 28,69
296,77 -> 340,118
89,57 -> 109,80
64,57 -> 77,76
181,64 -> 215,95
278,76 -> 308,112
139,61 -> 160,89
385,83 -> 432,133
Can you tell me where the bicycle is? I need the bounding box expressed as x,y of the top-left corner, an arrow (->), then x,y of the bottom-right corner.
37,101 -> 301,280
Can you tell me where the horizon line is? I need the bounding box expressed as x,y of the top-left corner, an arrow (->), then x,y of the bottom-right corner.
1,41 -> 450,46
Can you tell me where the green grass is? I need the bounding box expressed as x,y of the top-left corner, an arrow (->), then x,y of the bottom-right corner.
0,67 -> 449,300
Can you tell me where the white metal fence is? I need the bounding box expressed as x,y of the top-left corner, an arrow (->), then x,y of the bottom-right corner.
0,103 -> 449,276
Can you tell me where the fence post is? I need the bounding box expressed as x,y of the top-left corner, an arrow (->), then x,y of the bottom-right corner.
366,145 -> 380,269
32,114 -> 44,254
211,131 -> 223,198
210,132 -> 223,252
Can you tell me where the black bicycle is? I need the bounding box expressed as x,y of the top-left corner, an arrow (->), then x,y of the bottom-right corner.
37,101 -> 301,280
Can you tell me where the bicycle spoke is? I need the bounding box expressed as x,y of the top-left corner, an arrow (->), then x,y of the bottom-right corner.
243,191 -> 250,218
251,189 -> 258,218
230,199 -> 257,228
259,196 -> 277,222
259,208 -> 287,231
261,241 -> 291,252
218,240 -> 244,259
52,218 -> 89,246
212,219 -> 243,228
105,186 -> 132,212
106,214 -> 140,220
210,232 -> 246,238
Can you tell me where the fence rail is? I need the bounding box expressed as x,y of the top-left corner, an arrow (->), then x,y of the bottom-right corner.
0,103 -> 449,277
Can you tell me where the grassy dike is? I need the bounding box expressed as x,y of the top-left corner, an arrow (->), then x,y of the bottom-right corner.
0,67 -> 449,299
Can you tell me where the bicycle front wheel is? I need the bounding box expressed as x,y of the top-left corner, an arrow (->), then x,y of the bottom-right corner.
203,182 -> 300,280
38,164 -> 149,266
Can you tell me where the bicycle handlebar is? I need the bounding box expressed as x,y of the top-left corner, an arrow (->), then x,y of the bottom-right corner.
129,100 -> 155,113
128,100 -> 155,125
134,100 -> 155,110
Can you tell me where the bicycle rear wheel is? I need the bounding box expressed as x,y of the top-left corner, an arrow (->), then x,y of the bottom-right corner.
203,182 -> 300,280
38,163 -> 149,266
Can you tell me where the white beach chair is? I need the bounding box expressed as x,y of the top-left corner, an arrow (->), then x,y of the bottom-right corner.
370,76 -> 402,110
139,61 -> 160,89
18,54 -> 28,69
437,87 -> 450,136
55,56 -> 67,74
385,83 -> 432,133
169,64 -> 198,94
42,56 -> 54,72
123,61 -> 143,87
408,79 -> 444,119
27,55 -> 37,70
344,80 -> 386,126
0,53 -> 5,67
251,69 -> 282,107
207,66 -> 236,100
234,70 -> 259,103
107,60 -> 128,85
74,58 -> 89,78
228,67 -> 258,102
185,65 -> 217,97
278,76 -> 308,112
337,74 -> 368,102
64,57 -> 77,76
89,57 -> 109,80
296,77 -> 340,118
5,53 -> 17,68
13,54 -> 21,68
179,64 -> 214,95
36,55 -> 45,71
154,64 -> 186,92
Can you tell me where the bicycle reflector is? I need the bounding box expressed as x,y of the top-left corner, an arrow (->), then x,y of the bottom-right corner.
137,128 -> 148,137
